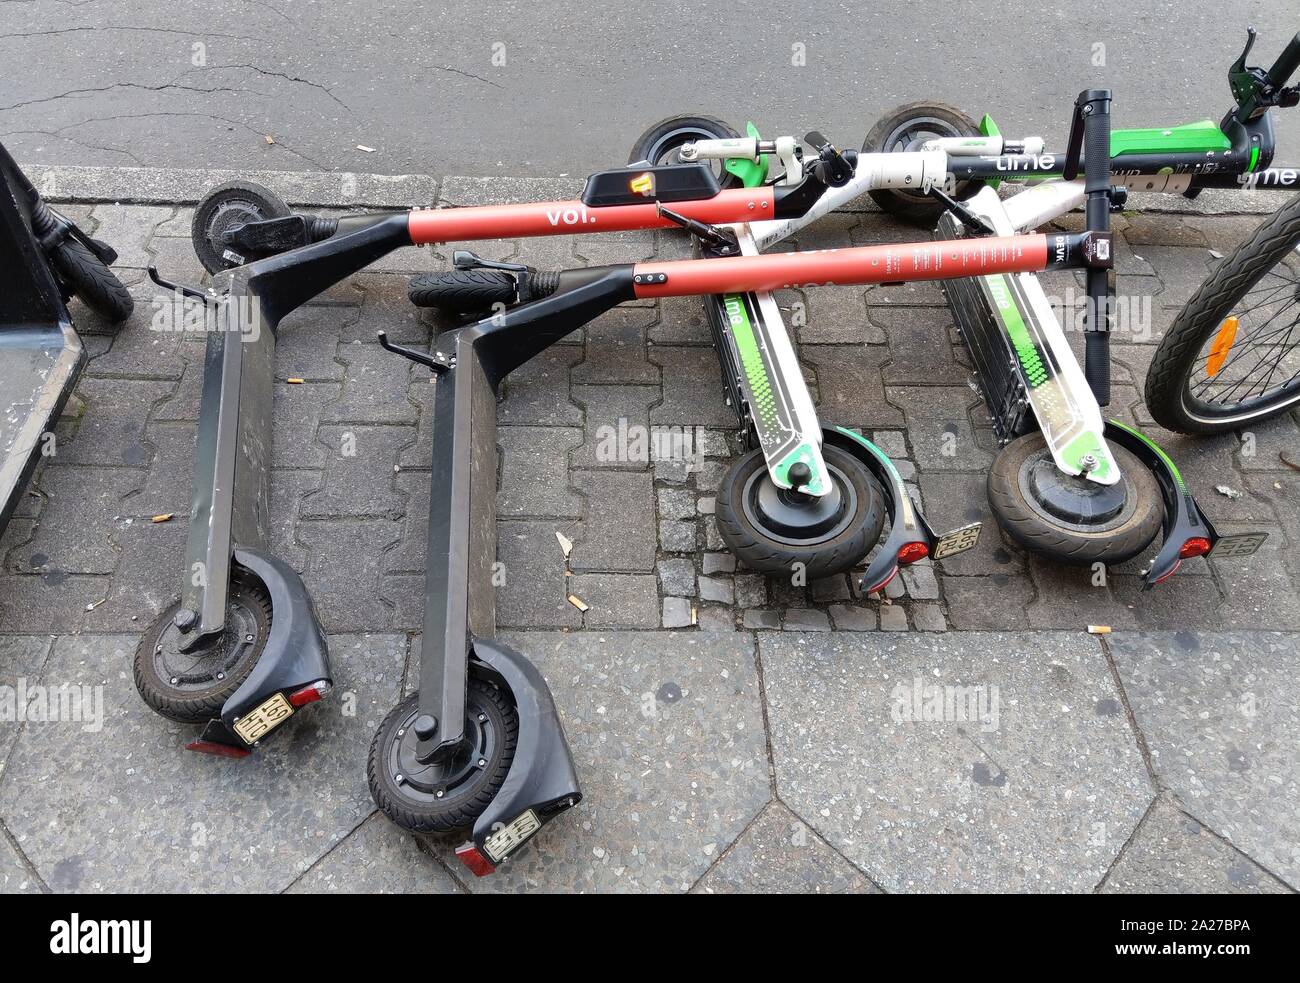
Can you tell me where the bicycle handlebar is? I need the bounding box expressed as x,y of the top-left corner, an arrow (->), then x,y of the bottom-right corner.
1267,31 -> 1300,88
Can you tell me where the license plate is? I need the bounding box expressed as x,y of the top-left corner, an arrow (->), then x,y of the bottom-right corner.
933,522 -> 982,561
1208,531 -> 1268,559
232,692 -> 293,745
483,809 -> 542,863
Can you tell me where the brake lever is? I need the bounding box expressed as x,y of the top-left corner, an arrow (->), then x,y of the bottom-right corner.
377,331 -> 452,374
804,130 -> 855,187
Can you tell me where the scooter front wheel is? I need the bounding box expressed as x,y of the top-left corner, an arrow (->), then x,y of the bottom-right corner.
408,268 -> 517,315
714,445 -> 886,580
628,114 -> 742,189
133,576 -> 272,723
50,238 -> 135,326
368,678 -> 518,834
191,180 -> 292,274
986,433 -> 1162,565
862,102 -> 980,225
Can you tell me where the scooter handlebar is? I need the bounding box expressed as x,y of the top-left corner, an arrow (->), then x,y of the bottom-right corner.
1267,31 -> 1300,89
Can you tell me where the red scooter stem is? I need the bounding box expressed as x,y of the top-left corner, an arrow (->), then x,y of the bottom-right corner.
407,187 -> 777,244
629,235 -> 1053,297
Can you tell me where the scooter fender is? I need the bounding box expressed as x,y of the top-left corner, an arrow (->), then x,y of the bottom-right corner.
189,547 -> 331,754
466,638 -> 582,869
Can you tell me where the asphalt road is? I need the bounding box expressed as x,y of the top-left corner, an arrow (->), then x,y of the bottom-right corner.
3,1 -> 1298,176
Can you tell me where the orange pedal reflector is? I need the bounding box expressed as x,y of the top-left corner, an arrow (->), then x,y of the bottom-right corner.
1206,316 -> 1239,377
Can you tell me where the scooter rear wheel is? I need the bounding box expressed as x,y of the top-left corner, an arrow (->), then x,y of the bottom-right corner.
628,114 -> 742,189
133,575 -> 272,723
368,677 -> 518,834
862,102 -> 980,225
191,180 -> 292,274
987,432 -> 1162,565
714,445 -> 886,580
50,237 -> 135,326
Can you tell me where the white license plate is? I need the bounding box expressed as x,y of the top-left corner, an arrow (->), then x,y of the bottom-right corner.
483,809 -> 542,863
1208,532 -> 1267,559
232,692 -> 294,745
933,522 -> 982,561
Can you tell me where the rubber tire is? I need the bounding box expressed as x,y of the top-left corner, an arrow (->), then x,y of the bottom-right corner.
408,268 -> 517,314
628,114 -> 742,189
987,432 -> 1163,565
191,179 -> 292,274
714,444 -> 887,579
133,576 -> 272,724
50,238 -> 134,325
1145,191 -> 1300,435
368,678 -> 519,834
862,102 -> 980,225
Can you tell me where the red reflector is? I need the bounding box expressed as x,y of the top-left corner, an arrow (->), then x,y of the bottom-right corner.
185,740 -> 250,759
896,541 -> 929,565
455,843 -> 497,877
289,680 -> 330,707
1178,537 -> 1212,558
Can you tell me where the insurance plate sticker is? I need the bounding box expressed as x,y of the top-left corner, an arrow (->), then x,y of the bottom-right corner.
1208,532 -> 1267,559
933,522 -> 982,561
232,692 -> 293,745
483,809 -> 542,863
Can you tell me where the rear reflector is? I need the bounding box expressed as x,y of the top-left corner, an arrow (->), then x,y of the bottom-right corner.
289,680 -> 331,707
1178,537 -> 1212,558
455,843 -> 497,877
896,541 -> 929,565
185,740 -> 251,759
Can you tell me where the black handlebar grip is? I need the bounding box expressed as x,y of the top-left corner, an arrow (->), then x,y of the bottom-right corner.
1268,32 -> 1300,88
1080,92 -> 1112,194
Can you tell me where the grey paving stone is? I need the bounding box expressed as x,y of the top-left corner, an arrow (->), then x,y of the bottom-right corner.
783,609 -> 830,631
289,815 -> 461,894
650,295 -> 711,345
648,347 -> 735,428
0,831 -> 40,893
810,576 -> 851,603
569,385 -> 660,471
662,596 -> 694,629
656,558 -> 696,597
570,308 -> 660,385
887,387 -> 993,472
761,631 -> 1151,891
296,518 -> 403,632
85,203 -> 169,269
275,305 -> 359,379
911,604 -> 949,632
495,520 -> 582,629
0,573 -> 104,634
900,561 -> 939,601
658,520 -> 697,553
1102,798 -> 1290,894
1209,524 -> 1300,631
942,574 -> 1032,630
434,631 -> 769,892
1024,560 -> 1139,632
734,574 -> 767,608
879,604 -> 908,631
81,517 -> 187,634
694,802 -> 878,894
569,472 -> 656,572
0,633 -> 405,892
696,607 -> 736,632
498,427 -> 583,518
804,345 -> 903,430
743,609 -> 780,629
273,383 -> 340,468
657,487 -> 696,522
125,422 -> 197,517
304,425 -> 410,518
0,636 -> 54,765
783,286 -> 884,345
878,308 -> 970,387
1108,630 -> 1300,887
7,466 -> 142,576
702,552 -> 735,575
57,377 -> 172,468
698,575 -> 734,605
828,604 -> 876,631
568,574 -> 660,628
497,347 -> 583,426
919,474 -> 1025,577
323,343 -> 418,424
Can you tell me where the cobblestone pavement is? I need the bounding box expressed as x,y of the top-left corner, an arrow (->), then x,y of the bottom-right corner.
1,174 -> 1297,893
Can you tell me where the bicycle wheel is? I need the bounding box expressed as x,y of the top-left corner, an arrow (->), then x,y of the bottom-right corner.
1145,192 -> 1300,434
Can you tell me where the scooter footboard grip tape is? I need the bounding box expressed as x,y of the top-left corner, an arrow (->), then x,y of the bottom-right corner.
1085,330 -> 1111,407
